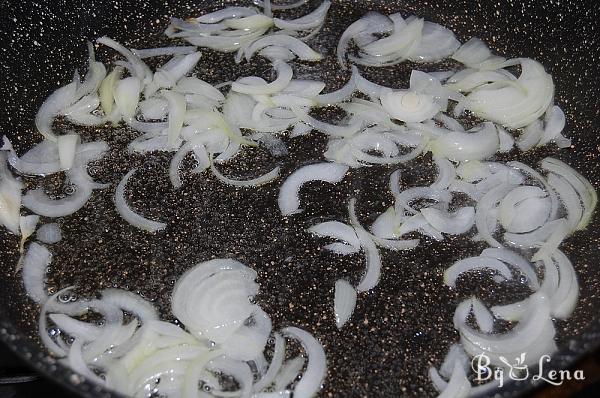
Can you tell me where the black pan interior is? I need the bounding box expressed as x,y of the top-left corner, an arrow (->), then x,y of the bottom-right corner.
0,0 -> 599,397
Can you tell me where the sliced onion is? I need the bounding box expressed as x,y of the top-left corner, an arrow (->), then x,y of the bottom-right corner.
154,52 -> 202,89
481,248 -> 540,290
115,169 -> 167,232
18,214 -> 39,254
22,242 -> 51,304
57,134 -> 80,171
99,66 -> 125,116
232,61 -> 293,95
169,137 -> 210,189
542,157 -> 597,231
273,1 -> 331,31
35,82 -> 77,142
436,361 -> 471,398
253,333 -> 285,392
22,177 -> 94,218
429,122 -> 499,161
362,16 -> 424,57
457,294 -> 557,367
222,308 -> 272,361
278,163 -> 348,216
274,356 -> 305,391
114,76 -> 142,121
97,36 -> 152,82
334,279 -> 357,329
281,327 -> 326,398
308,221 -> 360,249
101,288 -> 158,323
171,259 -> 258,343
0,153 -> 22,234
531,218 -> 570,262
211,163 -> 280,187
499,185 -> 551,234
245,35 -> 322,62
444,255 -> 513,288
463,59 -> 554,129
380,89 -> 440,123
411,21 -> 460,63
421,207 -> 475,235
132,46 -> 197,58
162,90 -> 187,148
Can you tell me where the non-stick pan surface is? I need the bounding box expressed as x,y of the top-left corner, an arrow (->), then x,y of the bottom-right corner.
0,0 -> 599,397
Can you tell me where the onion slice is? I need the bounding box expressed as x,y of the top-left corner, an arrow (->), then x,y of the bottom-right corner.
281,327 -> 326,398
278,163 -> 349,216
334,279 -> 357,329
114,169 -> 167,232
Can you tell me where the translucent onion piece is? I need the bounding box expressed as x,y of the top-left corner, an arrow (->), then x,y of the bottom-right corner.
171,259 -> 258,343
97,36 -> 152,82
99,66 -> 124,116
334,279 -> 357,329
308,221 -> 360,249
278,163 -> 348,216
411,21 -> 460,63
380,89 -> 440,123
114,76 -> 142,120
35,82 -> 77,141
114,169 -> 167,232
22,242 -> 51,304
444,255 -> 513,288
456,295 -> 557,367
481,248 -> 540,290
49,313 -> 101,342
531,218 -> 570,262
274,357 -> 305,392
464,59 -> 554,129
253,333 -> 285,392
57,134 -> 80,171
222,308 -> 272,361
68,339 -> 105,384
176,77 -> 226,103
281,327 -> 326,398
211,163 -> 280,187
436,361 -> 471,398
429,122 -> 499,162
499,186 -> 551,233
362,16 -> 424,57
233,61 -> 294,95
101,288 -> 158,323
255,0 -> 309,11
245,35 -> 322,61
169,138 -> 210,189
0,153 -> 23,234
347,198 -> 393,292
273,1 -> 331,31
539,105 -> 569,147
132,46 -> 197,58
474,184 -> 515,248
18,215 -> 39,256
541,157 -> 597,231
154,52 -> 202,89
22,176 -> 94,218
162,90 -> 187,148
421,207 -> 475,235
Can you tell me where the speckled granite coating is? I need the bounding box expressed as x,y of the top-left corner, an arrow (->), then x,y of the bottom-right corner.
0,1 -> 598,397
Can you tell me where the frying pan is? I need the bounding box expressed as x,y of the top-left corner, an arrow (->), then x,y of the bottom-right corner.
0,0 -> 599,397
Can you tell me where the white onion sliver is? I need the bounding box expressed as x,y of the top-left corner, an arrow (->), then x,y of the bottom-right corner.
22,242 -> 51,304
211,163 -> 280,187
334,279 -> 357,329
114,169 -> 167,232
278,163 -> 348,216
281,327 -> 326,398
